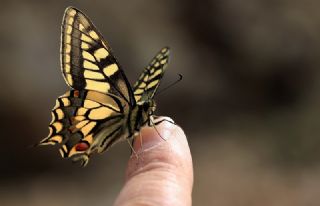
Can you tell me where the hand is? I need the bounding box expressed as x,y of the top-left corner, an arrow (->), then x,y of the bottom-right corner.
114,118 -> 193,206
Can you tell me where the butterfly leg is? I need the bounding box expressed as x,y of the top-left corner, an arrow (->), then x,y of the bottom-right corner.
127,139 -> 139,159
138,131 -> 143,151
149,117 -> 169,141
152,115 -> 176,126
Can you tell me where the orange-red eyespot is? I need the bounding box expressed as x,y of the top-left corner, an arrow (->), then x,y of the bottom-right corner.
75,142 -> 89,151
74,90 -> 80,97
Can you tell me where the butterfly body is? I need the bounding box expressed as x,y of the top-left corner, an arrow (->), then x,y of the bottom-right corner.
39,7 -> 170,166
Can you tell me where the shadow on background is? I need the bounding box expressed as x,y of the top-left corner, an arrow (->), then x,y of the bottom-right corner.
1,0 -> 320,205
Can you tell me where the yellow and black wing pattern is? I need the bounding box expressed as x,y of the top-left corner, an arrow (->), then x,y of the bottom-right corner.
60,7 -> 134,104
39,89 -> 127,165
39,7 -> 135,165
133,47 -> 170,103
39,7 -> 171,166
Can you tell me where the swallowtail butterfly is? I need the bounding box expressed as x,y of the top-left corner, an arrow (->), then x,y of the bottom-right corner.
39,7 -> 171,166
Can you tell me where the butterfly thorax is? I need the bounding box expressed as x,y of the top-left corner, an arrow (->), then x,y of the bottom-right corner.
129,100 -> 156,134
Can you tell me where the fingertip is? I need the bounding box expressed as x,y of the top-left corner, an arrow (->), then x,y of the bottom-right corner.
115,117 -> 193,206
132,117 -> 176,153
126,116 -> 193,186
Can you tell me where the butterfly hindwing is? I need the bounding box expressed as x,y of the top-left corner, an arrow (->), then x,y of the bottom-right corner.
61,7 -> 134,105
40,90 -> 127,165
133,47 -> 170,103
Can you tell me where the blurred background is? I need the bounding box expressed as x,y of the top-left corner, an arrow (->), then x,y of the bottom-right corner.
1,0 -> 320,205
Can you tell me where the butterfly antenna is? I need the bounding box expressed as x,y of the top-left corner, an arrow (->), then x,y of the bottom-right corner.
155,74 -> 183,96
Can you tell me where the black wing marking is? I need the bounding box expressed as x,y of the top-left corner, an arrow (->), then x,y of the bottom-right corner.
133,47 -> 170,102
39,90 -> 125,162
61,6 -> 135,105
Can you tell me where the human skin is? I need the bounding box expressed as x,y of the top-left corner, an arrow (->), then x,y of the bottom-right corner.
114,118 -> 193,206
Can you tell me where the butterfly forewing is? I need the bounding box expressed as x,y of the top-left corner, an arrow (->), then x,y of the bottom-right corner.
133,47 -> 170,103
61,7 -> 134,104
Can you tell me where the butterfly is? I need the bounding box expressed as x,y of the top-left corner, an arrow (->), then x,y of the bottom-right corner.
38,6 -> 171,166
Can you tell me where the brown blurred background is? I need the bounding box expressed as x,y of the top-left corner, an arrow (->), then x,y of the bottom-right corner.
1,0 -> 320,205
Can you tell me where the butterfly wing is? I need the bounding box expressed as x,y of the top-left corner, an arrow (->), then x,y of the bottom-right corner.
39,7 -> 135,165
133,47 -> 170,103
61,6 -> 135,105
39,90 -> 127,166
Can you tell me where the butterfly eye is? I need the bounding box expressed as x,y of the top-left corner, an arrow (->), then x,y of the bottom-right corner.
75,142 -> 89,151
